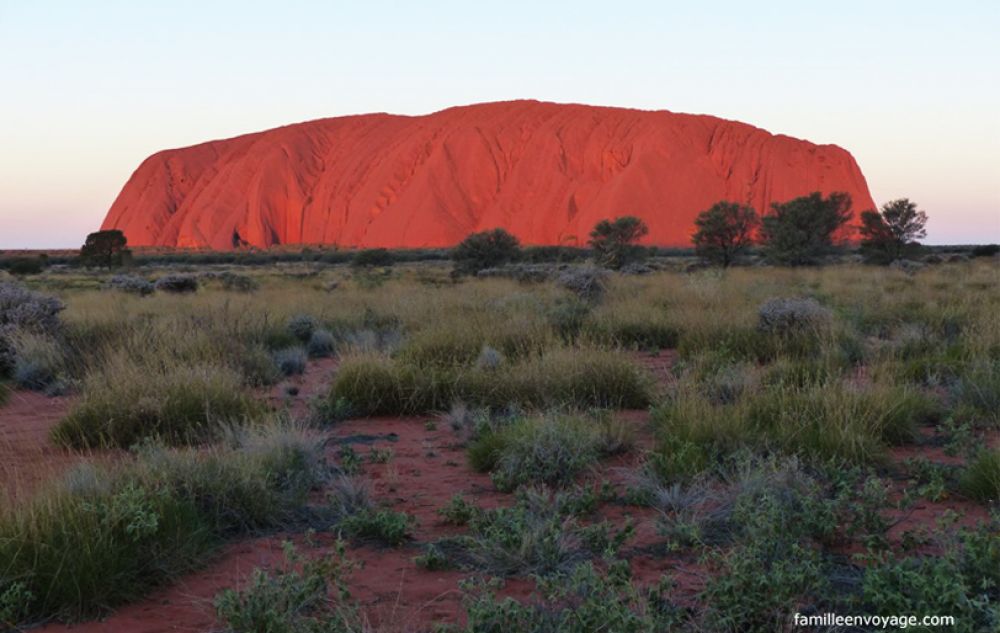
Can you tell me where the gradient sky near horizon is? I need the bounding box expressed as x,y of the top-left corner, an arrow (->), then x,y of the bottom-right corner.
1,0 -> 998,248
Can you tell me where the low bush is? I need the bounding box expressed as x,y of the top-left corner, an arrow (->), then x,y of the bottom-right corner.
306,329 -> 335,358
0,282 -> 63,334
461,561 -> 685,632
338,509 -> 413,546
0,425 -> 326,624
756,297 -> 832,335
218,272 -> 259,292
557,266 -> 609,302
154,274 -> 199,293
272,346 -> 307,376
0,282 -> 64,375
861,535 -> 1000,633
103,274 -> 154,296
6,257 -> 44,275
970,244 -> 999,258
52,360 -> 263,448
214,540 -> 361,633
701,535 -> 825,631
437,494 -> 478,525
427,489 -> 633,577
286,313 -> 318,343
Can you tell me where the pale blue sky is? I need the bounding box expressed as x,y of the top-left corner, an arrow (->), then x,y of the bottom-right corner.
1,0 -> 998,247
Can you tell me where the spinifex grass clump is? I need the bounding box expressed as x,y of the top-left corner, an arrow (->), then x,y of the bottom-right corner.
653,377 -> 940,464
327,348 -> 652,416
52,357 -> 264,448
0,424 -> 326,624
466,413 -> 630,491
960,449 -> 1000,503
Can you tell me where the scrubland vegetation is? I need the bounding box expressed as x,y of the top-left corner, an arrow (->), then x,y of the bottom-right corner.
1,247 -> 998,632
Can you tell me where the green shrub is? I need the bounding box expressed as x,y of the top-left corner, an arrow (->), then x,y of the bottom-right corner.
428,491 -> 632,577
0,425 -> 325,624
461,561 -> 685,632
214,540 -> 361,633
338,509 -> 413,546
702,539 -> 825,632
414,543 -> 453,571
861,554 -> 990,633
437,494 -> 478,525
52,361 -> 263,448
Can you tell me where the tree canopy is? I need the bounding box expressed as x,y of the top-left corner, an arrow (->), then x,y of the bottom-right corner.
589,216 -> 649,269
859,198 -> 927,263
451,228 -> 522,274
80,230 -> 128,268
759,192 -> 853,266
692,202 -> 758,267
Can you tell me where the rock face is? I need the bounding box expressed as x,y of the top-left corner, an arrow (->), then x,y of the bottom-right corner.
101,100 -> 875,249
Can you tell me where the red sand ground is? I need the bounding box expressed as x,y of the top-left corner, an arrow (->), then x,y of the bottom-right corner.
0,390 -> 78,501
3,350 -> 993,632
101,100 -> 875,250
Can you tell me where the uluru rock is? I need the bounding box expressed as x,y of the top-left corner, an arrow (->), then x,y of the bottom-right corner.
101,100 -> 875,249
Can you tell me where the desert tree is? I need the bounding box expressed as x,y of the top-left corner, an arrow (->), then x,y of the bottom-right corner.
858,198 -> 927,263
760,192 -> 853,266
589,216 -> 649,269
691,201 -> 759,267
451,228 -> 521,274
80,229 -> 128,268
